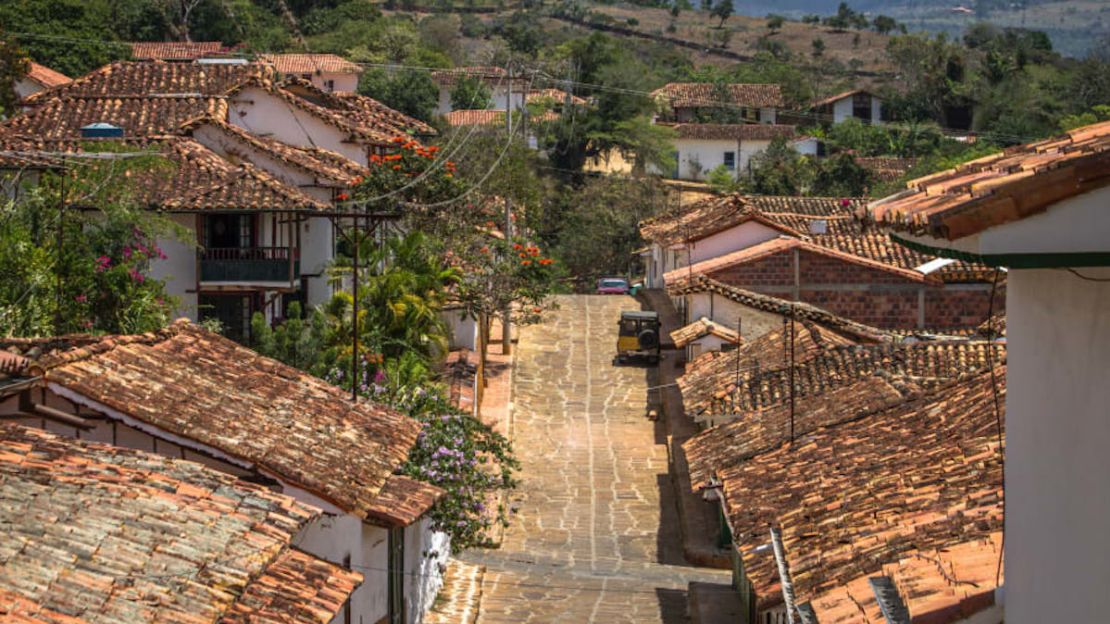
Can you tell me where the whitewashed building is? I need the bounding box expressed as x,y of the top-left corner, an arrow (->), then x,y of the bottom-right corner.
864,119 -> 1110,624
811,89 -> 884,126
12,61 -> 71,101
0,320 -> 450,624
0,61 -> 434,337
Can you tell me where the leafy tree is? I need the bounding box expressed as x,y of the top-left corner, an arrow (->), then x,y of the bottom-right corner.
872,15 -> 898,35
553,175 -> 668,284
1059,104 -> 1110,132
707,164 -> 742,194
450,76 -> 493,111
0,34 -> 29,118
358,68 -> 440,123
498,11 -> 544,58
250,302 -> 325,372
0,0 -> 131,77
766,14 -> 785,33
745,136 -> 813,195
711,0 -> 733,28
0,145 -> 184,336
812,37 -> 826,57
812,153 -> 872,197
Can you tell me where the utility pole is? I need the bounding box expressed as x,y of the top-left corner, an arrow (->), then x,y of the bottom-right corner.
54,163 -> 66,334
502,60 -> 514,356
351,213 -> 360,402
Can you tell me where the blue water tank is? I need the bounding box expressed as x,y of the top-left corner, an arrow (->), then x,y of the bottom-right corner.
80,123 -> 124,139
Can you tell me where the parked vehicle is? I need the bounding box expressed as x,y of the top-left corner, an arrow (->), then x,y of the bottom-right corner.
615,310 -> 661,365
596,277 -> 630,295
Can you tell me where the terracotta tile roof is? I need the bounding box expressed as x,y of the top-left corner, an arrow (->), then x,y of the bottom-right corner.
685,372 -> 924,487
20,61 -> 272,105
666,275 -> 895,345
977,312 -> 1006,339
660,123 -> 797,141
525,89 -> 586,105
181,116 -> 368,187
855,156 -> 918,182
1,94 -> 229,139
639,194 -> 808,247
810,88 -> 875,109
331,92 -> 437,136
663,236 -> 934,285
676,321 -> 859,424
10,62 -> 424,145
641,194 -> 989,280
0,136 -> 329,212
806,533 -> 1002,624
222,548 -> 363,624
363,475 -> 445,528
0,320 -> 422,518
24,62 -> 71,89
671,317 -> 742,349
651,82 -> 785,108
689,338 -> 1003,425
863,120 -> 1110,240
129,41 -> 230,61
714,368 -> 1005,611
0,587 -> 84,624
257,53 -> 364,75
430,67 -> 527,87
443,109 -> 558,127
0,424 -> 361,624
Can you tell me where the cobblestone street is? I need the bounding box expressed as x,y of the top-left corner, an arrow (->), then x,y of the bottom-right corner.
461,295 -> 730,623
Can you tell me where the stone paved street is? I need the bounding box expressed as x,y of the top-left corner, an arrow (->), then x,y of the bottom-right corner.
461,295 -> 730,623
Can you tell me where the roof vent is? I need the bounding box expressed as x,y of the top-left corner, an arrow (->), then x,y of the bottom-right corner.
808,219 -> 827,235
80,123 -> 123,139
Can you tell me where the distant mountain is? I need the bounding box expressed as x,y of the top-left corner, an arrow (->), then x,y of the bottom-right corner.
728,0 -> 1107,57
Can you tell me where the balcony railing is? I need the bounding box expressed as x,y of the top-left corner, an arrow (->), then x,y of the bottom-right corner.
200,247 -> 298,283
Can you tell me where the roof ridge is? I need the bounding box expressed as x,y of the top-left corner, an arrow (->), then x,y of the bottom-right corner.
29,318 -> 192,374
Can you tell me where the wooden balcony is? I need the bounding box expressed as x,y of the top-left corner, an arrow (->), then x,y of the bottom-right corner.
199,247 -> 298,283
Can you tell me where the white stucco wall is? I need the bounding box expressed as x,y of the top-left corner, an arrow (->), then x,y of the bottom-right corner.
686,292 -> 785,341
14,78 -> 46,100
149,214 -> 199,320
311,72 -> 359,94
830,95 -> 882,125
739,140 -> 771,174
759,107 -> 777,124
1006,267 -> 1110,624
435,84 -> 525,114
442,308 -> 479,350
229,86 -> 368,165
293,514 -> 390,624
687,221 -> 782,266
673,138 -> 738,181
301,215 -> 336,309
405,518 -> 451,623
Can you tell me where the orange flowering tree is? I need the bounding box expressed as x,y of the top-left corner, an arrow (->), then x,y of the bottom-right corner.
350,137 -> 469,230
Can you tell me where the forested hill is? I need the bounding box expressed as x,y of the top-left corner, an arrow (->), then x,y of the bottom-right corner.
2,0 -> 1107,146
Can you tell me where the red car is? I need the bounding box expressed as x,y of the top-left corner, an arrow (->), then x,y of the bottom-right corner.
596,277 -> 630,295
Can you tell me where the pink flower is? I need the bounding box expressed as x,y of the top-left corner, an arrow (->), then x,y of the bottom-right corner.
82,320 -> 93,329
75,294 -> 87,303
122,246 -> 133,260
840,198 -> 851,207
95,256 -> 111,272
128,269 -> 145,283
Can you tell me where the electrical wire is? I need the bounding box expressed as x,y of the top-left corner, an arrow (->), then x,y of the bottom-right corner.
1064,267 -> 1110,282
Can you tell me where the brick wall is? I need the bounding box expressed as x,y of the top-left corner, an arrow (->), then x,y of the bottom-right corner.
704,248 -> 1005,330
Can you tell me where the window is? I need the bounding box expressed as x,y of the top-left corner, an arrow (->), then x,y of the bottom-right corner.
325,79 -> 335,92
743,107 -> 759,122
723,151 -> 736,171
852,93 -> 872,123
